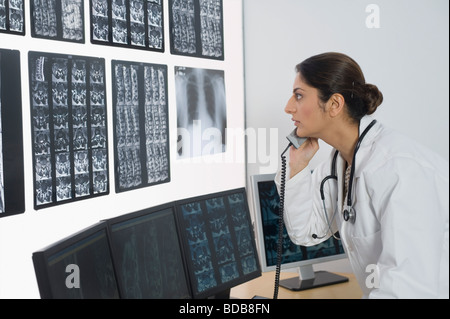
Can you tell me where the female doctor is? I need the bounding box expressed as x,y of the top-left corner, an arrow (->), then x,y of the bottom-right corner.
276,52 -> 449,298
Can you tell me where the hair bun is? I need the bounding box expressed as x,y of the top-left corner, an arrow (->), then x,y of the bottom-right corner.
363,83 -> 383,114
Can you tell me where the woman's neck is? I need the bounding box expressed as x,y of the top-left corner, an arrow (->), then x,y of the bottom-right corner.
322,122 -> 359,165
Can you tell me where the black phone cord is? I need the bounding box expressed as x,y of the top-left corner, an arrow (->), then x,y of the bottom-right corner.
274,144 -> 291,299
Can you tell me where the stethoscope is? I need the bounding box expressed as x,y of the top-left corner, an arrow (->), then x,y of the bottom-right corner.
312,119 -> 377,240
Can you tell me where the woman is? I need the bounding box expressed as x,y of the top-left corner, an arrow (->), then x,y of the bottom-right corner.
276,52 -> 449,298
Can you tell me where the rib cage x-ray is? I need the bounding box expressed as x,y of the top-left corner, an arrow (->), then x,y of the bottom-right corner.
175,67 -> 226,158
0,0 -> 24,34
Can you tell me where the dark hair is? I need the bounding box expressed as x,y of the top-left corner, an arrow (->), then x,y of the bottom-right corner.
296,52 -> 383,122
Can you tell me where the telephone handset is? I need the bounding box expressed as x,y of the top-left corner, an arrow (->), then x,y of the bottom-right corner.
272,129 -> 307,299
286,128 -> 307,149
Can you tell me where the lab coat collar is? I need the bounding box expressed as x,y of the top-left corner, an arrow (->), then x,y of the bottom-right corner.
334,115 -> 380,210
359,115 -> 379,144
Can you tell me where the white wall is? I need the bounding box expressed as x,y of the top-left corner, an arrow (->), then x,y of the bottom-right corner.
243,0 -> 449,273
0,0 -> 246,299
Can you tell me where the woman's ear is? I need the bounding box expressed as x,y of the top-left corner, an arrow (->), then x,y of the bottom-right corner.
327,93 -> 346,118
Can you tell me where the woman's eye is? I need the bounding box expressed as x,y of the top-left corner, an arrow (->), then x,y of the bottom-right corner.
295,94 -> 302,100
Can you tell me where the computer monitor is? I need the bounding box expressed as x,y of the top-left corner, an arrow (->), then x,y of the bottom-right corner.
175,187 -> 261,299
32,221 -> 120,299
250,173 -> 348,291
105,203 -> 191,299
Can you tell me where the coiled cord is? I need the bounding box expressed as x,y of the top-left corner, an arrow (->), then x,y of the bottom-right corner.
273,143 -> 291,299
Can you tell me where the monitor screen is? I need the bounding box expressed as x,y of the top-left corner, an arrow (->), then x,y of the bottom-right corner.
106,204 -> 191,299
175,188 -> 261,298
250,173 -> 348,291
32,222 -> 120,299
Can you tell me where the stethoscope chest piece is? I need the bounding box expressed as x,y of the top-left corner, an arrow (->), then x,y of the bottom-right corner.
343,206 -> 356,224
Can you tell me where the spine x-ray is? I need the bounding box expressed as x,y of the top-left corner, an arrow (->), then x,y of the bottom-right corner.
0,49 -> 25,218
0,56 -> 3,213
31,0 -> 84,43
177,191 -> 259,296
0,0 -> 25,35
29,52 -> 109,210
175,66 -> 226,158
169,0 -> 223,60
112,60 -> 170,193
91,0 -> 164,52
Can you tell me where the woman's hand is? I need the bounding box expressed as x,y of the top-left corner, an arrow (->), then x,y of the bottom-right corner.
289,137 -> 320,178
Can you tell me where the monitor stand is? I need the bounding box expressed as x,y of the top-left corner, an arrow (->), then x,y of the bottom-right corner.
207,288 -> 230,299
280,265 -> 348,291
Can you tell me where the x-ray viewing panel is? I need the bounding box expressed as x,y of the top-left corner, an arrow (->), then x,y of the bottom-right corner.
30,0 -> 85,43
175,66 -> 227,158
169,0 -> 224,60
112,60 -> 170,193
175,188 -> 261,299
0,0 -> 25,35
90,0 -> 164,52
107,205 -> 191,299
29,51 -> 110,210
0,48 -> 25,218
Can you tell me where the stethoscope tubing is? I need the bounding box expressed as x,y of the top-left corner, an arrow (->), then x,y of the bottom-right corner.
315,119 -> 377,239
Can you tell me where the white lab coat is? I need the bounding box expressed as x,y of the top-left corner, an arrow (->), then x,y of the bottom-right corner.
275,115 -> 449,298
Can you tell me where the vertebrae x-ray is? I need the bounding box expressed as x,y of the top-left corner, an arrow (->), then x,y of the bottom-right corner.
179,192 -> 259,295
0,49 -> 25,217
0,55 -> 3,213
31,0 -> 84,42
112,60 -> 170,192
29,52 -> 109,209
175,66 -> 226,158
0,0 -> 24,34
170,0 -> 223,60
91,0 -> 164,51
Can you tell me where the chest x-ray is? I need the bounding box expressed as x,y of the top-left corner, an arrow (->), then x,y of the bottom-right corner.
175,66 -> 226,158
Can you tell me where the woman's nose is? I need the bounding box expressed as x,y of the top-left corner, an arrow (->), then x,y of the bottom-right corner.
284,97 -> 296,114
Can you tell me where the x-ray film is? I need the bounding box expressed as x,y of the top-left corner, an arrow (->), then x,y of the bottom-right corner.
29,52 -> 109,210
0,0 -> 25,35
90,0 -> 164,52
176,188 -> 261,298
0,49 -> 25,218
31,0 -> 84,43
169,0 -> 223,60
175,66 -> 226,158
112,60 -> 170,193
0,53 -> 3,213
